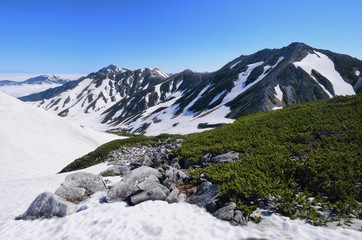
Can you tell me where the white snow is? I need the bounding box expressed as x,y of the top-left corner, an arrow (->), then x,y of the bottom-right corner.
155,69 -> 169,79
0,163 -> 361,240
0,91 -> 123,181
274,84 -> 283,102
356,70 -> 360,76
0,83 -> 63,97
209,90 -> 226,105
115,58 -> 286,136
293,51 -> 355,96
230,60 -> 241,69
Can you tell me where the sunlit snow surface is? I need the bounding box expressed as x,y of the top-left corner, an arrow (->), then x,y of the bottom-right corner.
293,51 -> 355,96
0,91 -> 122,181
0,163 -> 361,240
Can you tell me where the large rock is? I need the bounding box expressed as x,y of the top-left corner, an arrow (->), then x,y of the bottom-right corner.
101,165 -> 130,176
130,187 -> 168,205
105,181 -> 135,203
210,151 -> 239,164
15,192 -> 77,220
55,186 -> 86,203
122,166 -> 162,183
137,175 -> 170,196
186,182 -> 219,212
106,166 -> 162,203
165,187 -> 180,203
212,202 -> 236,221
55,172 -> 107,202
212,202 -> 247,226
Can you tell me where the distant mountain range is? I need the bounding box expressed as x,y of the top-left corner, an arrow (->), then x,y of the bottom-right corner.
0,75 -> 71,97
20,43 -> 362,135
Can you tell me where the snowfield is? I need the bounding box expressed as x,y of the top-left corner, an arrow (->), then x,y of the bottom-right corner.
0,163 -> 361,240
293,51 -> 355,96
0,91 -> 123,181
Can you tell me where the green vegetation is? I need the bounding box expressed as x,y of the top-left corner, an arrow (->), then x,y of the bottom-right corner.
59,133 -> 183,173
175,94 -> 362,222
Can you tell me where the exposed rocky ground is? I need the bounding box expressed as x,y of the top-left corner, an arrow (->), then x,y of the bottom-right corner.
16,138 -> 246,226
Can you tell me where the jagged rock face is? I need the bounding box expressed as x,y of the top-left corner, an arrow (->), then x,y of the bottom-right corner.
21,43 -> 362,135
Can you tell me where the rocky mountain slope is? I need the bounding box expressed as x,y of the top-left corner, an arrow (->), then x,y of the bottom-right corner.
21,43 -> 362,135
0,75 -> 71,97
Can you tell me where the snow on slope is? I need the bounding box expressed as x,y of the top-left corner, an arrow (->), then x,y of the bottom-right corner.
293,51 -> 355,96
120,58 -> 286,136
0,163 -> 361,240
0,83 -> 64,97
0,91 -> 122,181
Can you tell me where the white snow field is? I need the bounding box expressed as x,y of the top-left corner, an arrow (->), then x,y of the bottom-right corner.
0,91 -> 123,181
0,163 -> 361,240
293,51 -> 355,96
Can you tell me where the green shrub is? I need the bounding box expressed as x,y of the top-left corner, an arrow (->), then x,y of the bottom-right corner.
176,94 -> 362,221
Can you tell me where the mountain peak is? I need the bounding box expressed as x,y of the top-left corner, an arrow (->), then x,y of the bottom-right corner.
99,64 -> 127,74
23,75 -> 70,85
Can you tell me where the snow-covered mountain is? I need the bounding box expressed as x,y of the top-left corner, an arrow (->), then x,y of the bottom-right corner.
0,75 -> 71,97
0,91 -> 122,181
21,43 -> 362,135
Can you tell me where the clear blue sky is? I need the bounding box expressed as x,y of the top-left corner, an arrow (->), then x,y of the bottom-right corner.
0,0 -> 361,76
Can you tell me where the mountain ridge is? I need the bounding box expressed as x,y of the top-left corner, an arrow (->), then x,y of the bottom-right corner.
20,42 -> 362,134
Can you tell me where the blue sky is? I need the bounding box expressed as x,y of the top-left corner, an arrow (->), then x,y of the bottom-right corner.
0,0 -> 361,78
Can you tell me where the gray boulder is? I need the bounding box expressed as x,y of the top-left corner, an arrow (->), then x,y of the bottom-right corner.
130,187 -> 168,205
106,181 -> 135,203
101,165 -> 130,176
15,192 -> 77,220
212,202 -> 236,221
212,202 -> 247,226
55,172 -> 107,202
122,166 -> 162,183
233,210 -> 247,226
137,175 -> 170,196
210,151 -> 239,164
106,166 -> 162,203
55,186 -> 86,203
166,187 -> 180,203
186,182 -> 219,212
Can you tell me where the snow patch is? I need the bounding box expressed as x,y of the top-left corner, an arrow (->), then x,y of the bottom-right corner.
356,70 -> 360,77
293,51 -> 355,96
230,60 -> 241,69
274,84 -> 283,102
209,90 -> 226,105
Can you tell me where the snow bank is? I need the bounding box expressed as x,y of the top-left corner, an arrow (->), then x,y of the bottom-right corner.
0,163 -> 361,240
293,51 -> 355,96
0,92 -> 123,181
